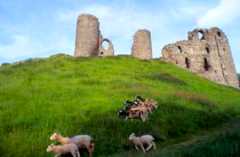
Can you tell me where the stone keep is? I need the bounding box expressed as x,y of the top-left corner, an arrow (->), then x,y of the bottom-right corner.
162,27 -> 239,88
74,14 -> 114,57
74,14 -> 101,57
131,29 -> 152,60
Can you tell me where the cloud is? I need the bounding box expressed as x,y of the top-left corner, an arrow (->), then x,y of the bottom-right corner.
0,35 -> 36,60
1,0 -> 239,70
197,0 -> 240,27
0,56 -> 6,63
170,6 -> 207,19
57,4 -> 178,56
0,34 -> 73,63
58,4 -> 168,36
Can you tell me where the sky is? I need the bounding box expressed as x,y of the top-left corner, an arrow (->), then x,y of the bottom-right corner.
0,0 -> 240,72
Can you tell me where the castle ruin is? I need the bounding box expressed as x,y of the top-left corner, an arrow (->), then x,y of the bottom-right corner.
161,27 -> 239,88
74,14 -> 114,57
74,14 -> 238,88
131,29 -> 152,60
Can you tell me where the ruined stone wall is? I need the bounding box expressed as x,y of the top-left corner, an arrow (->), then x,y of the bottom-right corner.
74,14 -> 115,57
131,29 -> 152,60
209,28 -> 239,87
98,38 -> 114,56
162,27 -> 239,88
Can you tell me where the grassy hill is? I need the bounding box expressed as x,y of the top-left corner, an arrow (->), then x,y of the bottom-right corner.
0,54 -> 240,157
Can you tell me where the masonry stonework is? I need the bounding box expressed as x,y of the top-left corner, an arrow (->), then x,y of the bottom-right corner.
162,27 -> 239,88
131,29 -> 152,60
74,14 -> 114,57
74,14 -> 238,88
98,39 -> 114,57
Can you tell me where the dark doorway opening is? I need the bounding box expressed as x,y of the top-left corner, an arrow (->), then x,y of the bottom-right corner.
178,46 -> 182,53
185,57 -> 190,69
204,58 -> 210,71
206,47 -> 210,54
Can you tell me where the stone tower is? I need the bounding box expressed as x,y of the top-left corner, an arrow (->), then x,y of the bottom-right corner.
74,14 -> 115,57
74,14 -> 101,57
131,29 -> 152,60
162,27 -> 239,88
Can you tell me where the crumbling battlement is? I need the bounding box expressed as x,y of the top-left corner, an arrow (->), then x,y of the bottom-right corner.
162,27 -> 239,88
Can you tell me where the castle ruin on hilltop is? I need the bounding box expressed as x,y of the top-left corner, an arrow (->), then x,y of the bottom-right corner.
74,14 -> 152,60
161,27 -> 239,88
74,14 -> 114,57
74,14 -> 239,88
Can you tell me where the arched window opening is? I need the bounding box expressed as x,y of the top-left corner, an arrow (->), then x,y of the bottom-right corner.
217,31 -> 221,37
177,46 -> 182,53
102,40 -> 110,49
185,57 -> 190,69
204,58 -> 210,71
98,38 -> 114,56
206,47 -> 210,54
197,31 -> 205,40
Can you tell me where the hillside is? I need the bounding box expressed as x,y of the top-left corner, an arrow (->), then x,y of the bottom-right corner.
0,54 -> 240,157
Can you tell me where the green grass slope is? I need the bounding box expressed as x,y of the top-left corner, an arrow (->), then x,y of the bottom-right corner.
0,54 -> 240,157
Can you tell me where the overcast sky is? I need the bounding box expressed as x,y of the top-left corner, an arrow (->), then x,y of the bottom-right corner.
0,0 -> 240,72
